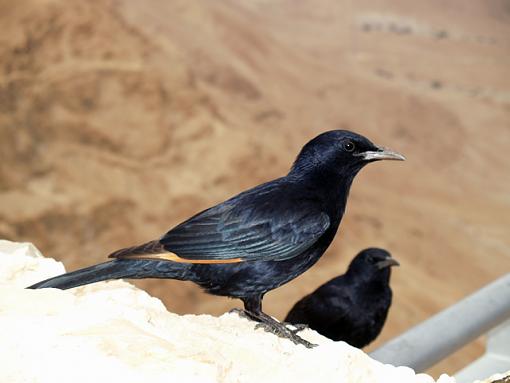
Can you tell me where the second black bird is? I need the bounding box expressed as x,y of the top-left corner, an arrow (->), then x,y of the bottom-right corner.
28,130 -> 404,347
285,248 -> 399,348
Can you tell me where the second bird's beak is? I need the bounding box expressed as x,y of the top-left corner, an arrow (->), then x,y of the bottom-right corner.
376,257 -> 400,269
358,147 -> 406,161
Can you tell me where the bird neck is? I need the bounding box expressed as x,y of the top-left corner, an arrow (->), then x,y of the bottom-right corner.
288,165 -> 359,210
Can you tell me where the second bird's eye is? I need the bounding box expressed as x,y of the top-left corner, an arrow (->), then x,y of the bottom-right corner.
343,141 -> 355,152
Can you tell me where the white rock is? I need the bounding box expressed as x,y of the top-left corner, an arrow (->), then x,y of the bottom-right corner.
0,239 -> 457,383
0,239 -> 65,288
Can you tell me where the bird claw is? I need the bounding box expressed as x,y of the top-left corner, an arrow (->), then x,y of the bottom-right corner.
285,323 -> 309,335
254,321 -> 317,348
228,308 -> 250,319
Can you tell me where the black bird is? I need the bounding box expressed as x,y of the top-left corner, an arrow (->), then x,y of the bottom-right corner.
285,248 -> 399,348
28,130 -> 404,347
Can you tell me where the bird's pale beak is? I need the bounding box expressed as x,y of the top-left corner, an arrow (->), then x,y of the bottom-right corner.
358,147 -> 406,161
376,257 -> 400,269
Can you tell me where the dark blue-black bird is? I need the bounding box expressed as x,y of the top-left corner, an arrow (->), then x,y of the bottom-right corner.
285,248 -> 399,348
28,130 -> 404,347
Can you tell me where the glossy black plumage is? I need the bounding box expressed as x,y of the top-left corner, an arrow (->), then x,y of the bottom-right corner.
159,185 -> 331,262
28,130 -> 404,347
285,248 -> 399,348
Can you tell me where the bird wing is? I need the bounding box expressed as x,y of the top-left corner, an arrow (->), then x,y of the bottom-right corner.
110,182 -> 330,264
160,202 -> 330,263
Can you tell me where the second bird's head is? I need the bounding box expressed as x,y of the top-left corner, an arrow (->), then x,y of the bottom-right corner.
290,130 -> 405,178
348,248 -> 400,282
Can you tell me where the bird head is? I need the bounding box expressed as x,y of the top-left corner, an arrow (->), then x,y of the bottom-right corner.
347,248 -> 399,281
289,130 -> 405,179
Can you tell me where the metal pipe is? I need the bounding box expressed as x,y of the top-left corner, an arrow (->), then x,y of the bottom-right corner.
370,273 -> 510,372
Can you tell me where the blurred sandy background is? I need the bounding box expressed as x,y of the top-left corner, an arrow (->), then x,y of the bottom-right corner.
1,0 -> 509,376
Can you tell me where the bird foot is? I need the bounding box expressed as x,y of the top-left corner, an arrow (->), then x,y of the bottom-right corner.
229,308 -> 316,348
254,321 -> 316,348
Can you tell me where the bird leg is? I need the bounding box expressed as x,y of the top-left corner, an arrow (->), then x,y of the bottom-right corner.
240,297 -> 317,348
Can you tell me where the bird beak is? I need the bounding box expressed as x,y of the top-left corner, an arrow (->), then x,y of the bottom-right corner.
376,257 -> 400,269
358,147 -> 406,161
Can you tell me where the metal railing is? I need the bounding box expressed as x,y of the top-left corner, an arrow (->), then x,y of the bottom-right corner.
455,320 -> 510,382
370,273 -> 510,381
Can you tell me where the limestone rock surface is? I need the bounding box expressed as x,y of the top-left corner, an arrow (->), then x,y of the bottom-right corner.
0,239 -> 456,383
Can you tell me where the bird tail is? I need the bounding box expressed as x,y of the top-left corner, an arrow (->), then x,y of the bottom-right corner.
27,258 -> 191,290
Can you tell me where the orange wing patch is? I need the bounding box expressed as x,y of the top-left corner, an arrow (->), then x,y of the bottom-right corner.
114,252 -> 243,264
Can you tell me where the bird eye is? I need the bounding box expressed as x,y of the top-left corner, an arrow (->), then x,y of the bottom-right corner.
343,141 -> 355,152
